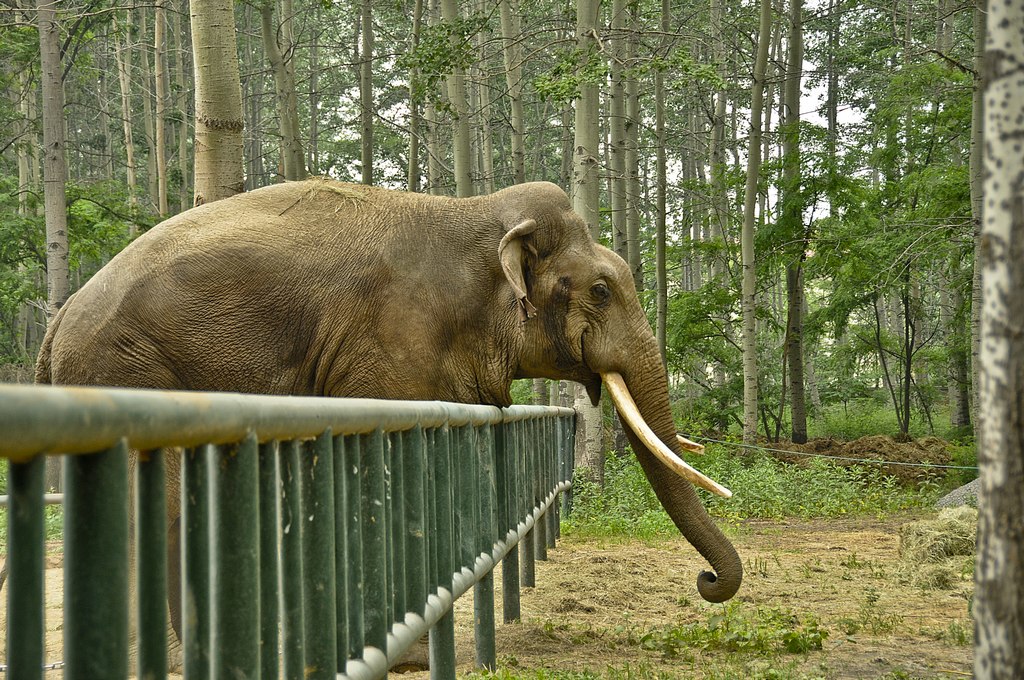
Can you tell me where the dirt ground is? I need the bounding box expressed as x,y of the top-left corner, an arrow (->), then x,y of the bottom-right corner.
0,513 -> 974,679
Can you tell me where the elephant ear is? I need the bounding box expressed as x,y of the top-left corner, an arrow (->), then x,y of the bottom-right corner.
498,218 -> 539,322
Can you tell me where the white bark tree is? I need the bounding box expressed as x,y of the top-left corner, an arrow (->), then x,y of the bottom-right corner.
973,0 -> 1024,673
191,0 -> 245,205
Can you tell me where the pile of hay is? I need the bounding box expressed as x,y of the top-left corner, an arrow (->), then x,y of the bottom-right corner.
768,435 -> 952,482
896,507 -> 977,589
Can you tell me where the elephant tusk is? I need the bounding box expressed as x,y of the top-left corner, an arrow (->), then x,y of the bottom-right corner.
677,434 -> 705,454
603,372 -> 732,499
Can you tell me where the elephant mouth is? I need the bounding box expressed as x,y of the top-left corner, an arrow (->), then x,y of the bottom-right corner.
602,372 -> 731,498
579,331 -> 603,405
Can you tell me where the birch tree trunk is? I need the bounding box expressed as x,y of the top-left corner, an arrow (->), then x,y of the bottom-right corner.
499,0 -> 525,185
624,8 -> 642,292
973,0 -> 1024,673
38,0 -> 69,322
139,8 -> 160,211
572,0 -> 604,486
441,0 -> 473,196
191,0 -> 245,205
654,0 -> 668,362
114,17 -> 137,208
709,0 -> 729,281
360,0 -> 374,184
261,0 -> 306,182
408,0 -> 423,191
608,0 -> 627,262
969,0 -> 986,425
154,0 -> 170,215
173,3 -> 192,210
740,0 -> 772,443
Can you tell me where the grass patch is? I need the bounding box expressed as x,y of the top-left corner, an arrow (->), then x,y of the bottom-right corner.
563,447 -> 941,538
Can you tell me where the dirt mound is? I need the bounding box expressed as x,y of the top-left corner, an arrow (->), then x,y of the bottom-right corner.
768,434 -> 952,482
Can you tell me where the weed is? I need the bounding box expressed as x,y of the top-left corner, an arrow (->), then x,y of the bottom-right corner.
635,603 -> 827,658
938,620 -> 972,646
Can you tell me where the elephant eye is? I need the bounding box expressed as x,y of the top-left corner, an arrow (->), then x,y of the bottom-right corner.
591,282 -> 611,304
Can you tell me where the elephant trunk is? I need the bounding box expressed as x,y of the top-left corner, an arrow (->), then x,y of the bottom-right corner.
604,341 -> 742,603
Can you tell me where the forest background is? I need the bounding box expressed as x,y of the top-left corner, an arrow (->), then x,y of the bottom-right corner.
0,0 -> 983,462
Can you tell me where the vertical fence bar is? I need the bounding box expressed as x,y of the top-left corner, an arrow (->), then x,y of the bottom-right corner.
183,445 -> 211,679
332,434 -> 350,666
212,434 -> 260,680
428,425 -> 456,680
65,440 -> 129,679
280,439 -> 306,680
302,430 -> 338,678
545,417 -> 557,549
345,434 -> 364,660
361,430 -> 388,654
497,421 -> 521,623
474,423 -> 496,670
390,431 -> 406,623
519,422 -> 536,589
136,448 -> 167,680
402,426 -> 428,613
259,441 -> 280,680
6,454 -> 45,680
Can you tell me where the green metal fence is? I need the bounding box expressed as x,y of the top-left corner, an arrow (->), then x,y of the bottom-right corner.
0,384 -> 575,679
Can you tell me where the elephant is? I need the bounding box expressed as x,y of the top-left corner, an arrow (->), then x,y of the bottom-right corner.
35,178 -> 741,663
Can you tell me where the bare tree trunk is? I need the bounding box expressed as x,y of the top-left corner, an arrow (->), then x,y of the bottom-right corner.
360,0 -> 374,184
309,3 -> 320,176
114,18 -> 137,210
425,0 -> 443,195
441,0 -> 473,196
154,0 -> 170,215
969,0 -> 985,426
173,2 -> 192,211
407,0 -> 423,191
782,0 -> 806,443
500,0 -> 525,186
572,0 -> 603,486
139,7 -> 160,211
624,7 -> 642,291
609,0 -> 627,262
654,0 -> 668,362
740,0 -> 772,443
261,0 -> 306,182
191,0 -> 245,205
709,0 -> 729,281
38,0 -> 69,322
973,0 -> 1024,671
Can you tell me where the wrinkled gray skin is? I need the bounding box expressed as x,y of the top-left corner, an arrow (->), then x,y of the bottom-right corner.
36,179 -> 741,656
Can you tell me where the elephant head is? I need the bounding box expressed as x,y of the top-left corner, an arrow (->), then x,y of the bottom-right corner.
489,183 -> 742,603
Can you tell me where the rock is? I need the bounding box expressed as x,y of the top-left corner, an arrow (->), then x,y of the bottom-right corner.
936,478 -> 980,508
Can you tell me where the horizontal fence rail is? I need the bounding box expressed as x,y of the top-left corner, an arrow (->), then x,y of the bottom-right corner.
0,384 -> 575,679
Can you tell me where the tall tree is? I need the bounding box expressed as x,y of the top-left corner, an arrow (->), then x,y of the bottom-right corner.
38,0 -> 69,322
740,0 -> 772,443
261,0 -> 306,181
154,0 -> 170,215
653,0 -> 668,361
572,0 -> 603,486
191,0 -> 245,204
359,0 -> 374,184
499,0 -> 525,185
973,0 -> 1024,673
781,0 -> 806,443
441,0 -> 473,196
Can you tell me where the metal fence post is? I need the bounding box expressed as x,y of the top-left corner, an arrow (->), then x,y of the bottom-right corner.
259,441 -> 281,680
6,454 -> 45,680
65,440 -> 129,680
280,439 -> 306,680
136,447 -> 167,680
213,434 -> 260,680
302,430 -> 338,678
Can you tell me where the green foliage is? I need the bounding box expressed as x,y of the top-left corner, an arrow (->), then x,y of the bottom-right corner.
563,443 -> 939,540
633,603 -> 827,657
533,47 -> 608,105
